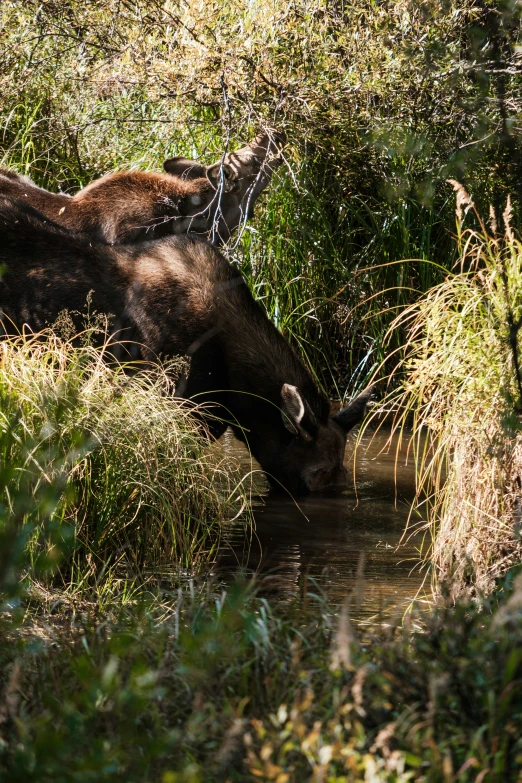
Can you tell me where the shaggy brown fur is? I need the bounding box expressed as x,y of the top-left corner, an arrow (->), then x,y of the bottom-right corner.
0,131 -> 284,245
0,196 -> 370,493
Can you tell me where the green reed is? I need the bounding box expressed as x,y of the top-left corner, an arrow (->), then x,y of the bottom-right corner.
235,167 -> 452,397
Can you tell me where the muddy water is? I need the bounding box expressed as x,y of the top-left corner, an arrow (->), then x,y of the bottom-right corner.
218,428 -> 430,622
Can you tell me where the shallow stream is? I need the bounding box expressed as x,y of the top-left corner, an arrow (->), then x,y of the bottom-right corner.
218,428 -> 430,622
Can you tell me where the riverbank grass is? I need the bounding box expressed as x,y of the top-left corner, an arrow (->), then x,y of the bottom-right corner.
0,329 -> 252,594
384,192 -> 522,593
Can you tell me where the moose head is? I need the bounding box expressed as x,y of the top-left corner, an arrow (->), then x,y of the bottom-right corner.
231,380 -> 373,495
163,129 -> 285,243
274,384 -> 373,493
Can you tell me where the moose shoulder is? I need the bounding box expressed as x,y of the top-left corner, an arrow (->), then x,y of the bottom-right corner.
0,130 -> 284,246
0,197 -> 370,494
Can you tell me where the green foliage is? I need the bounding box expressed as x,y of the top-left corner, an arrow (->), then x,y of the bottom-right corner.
236,170 -> 448,392
1,0 -> 521,194
1,572 -> 522,781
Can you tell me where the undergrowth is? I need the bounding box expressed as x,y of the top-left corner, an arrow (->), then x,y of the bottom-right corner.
1,570 -> 521,782
0,328 -> 253,592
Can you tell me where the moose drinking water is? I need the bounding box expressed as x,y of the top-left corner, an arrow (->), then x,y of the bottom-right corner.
0,130 -> 284,245
0,196 -> 370,493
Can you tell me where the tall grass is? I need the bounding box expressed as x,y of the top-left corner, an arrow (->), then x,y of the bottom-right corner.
0,329 -> 252,591
383,190 -> 522,593
236,169 -> 451,396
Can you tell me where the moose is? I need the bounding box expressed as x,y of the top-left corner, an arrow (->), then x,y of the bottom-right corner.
0,130 -> 284,246
0,196 -> 371,493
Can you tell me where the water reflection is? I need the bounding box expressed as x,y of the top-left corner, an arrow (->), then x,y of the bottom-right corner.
218,428 -> 430,621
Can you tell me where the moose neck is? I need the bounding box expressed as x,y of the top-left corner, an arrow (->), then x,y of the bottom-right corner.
208,272 -> 330,463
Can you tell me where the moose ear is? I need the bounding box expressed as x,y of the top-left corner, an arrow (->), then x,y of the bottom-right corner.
206,162 -> 237,192
332,385 -> 373,433
281,384 -> 316,441
163,157 -> 207,179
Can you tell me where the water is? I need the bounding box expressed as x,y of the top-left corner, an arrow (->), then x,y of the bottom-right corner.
218,428 -> 430,621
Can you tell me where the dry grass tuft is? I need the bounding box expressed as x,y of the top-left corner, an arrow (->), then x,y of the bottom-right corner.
380,194 -> 522,594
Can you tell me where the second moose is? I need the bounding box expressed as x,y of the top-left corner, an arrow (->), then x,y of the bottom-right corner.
0,131 -> 284,245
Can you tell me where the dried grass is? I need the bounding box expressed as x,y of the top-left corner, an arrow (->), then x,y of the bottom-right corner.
380,194 -> 522,594
0,328 -> 253,588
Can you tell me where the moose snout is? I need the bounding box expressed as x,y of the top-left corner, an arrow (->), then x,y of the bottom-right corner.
246,129 -> 286,161
303,464 -> 348,494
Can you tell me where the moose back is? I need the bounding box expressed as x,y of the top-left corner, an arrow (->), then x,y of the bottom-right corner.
0,196 -> 370,493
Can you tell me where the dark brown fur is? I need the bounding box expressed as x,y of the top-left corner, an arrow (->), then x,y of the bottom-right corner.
0,196 -> 370,493
0,131 -> 284,245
